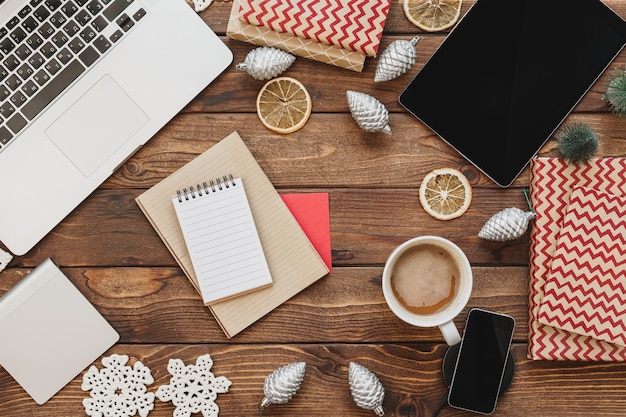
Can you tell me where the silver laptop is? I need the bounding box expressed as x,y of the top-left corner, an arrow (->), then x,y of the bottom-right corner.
0,0 -> 233,255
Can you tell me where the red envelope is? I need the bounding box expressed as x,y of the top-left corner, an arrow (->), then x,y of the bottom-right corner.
281,193 -> 332,271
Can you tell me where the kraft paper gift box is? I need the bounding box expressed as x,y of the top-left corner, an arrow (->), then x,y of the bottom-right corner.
537,186 -> 626,348
227,0 -> 391,72
529,157 -> 626,361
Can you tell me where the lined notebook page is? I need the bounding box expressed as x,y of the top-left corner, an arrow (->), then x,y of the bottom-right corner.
172,177 -> 272,304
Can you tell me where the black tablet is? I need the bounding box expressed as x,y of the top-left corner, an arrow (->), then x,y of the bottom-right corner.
399,0 -> 626,187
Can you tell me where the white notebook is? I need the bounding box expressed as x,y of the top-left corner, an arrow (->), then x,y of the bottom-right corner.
172,175 -> 273,304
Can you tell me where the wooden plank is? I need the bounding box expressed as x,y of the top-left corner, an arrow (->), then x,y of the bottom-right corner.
0,266 -> 528,344
105,113 -> 626,189
2,343 -> 626,417
186,36 -> 626,115
9,187 -> 535,267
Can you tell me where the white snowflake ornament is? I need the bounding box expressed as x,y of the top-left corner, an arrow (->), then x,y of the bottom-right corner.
156,354 -> 231,417
82,354 -> 155,417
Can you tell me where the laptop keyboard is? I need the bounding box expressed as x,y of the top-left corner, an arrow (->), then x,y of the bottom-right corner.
0,0 -> 147,152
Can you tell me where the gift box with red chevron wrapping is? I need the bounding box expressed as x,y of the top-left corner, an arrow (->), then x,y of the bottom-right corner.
529,158 -> 626,361
227,0 -> 391,72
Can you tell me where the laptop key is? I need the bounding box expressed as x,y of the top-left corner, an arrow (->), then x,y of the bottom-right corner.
109,29 -> 122,43
21,80 -> 39,96
80,27 -> 96,43
51,31 -> 68,47
63,20 -> 81,37
93,35 -> 110,53
76,10 -> 92,26
16,63 -> 34,80
0,38 -> 15,54
28,52 -> 45,68
0,86 -> 10,100
103,0 -> 133,22
21,17 -> 39,33
40,41 -> 57,58
116,13 -> 133,31
45,0 -> 63,11
0,102 -> 15,118
56,47 -> 72,64
133,8 -> 146,21
19,5 -> 33,18
32,69 -> 50,85
26,33 -> 44,49
22,59 -> 84,120
33,5 -> 51,21
0,127 -> 12,145
78,45 -> 98,66
10,91 -> 27,107
68,37 -> 85,53
3,55 -> 19,71
6,17 -> 20,30
5,74 -> 21,90
87,0 -> 104,16
92,15 -> 108,32
62,1 -> 78,17
38,22 -> 55,38
11,27 -> 27,44
7,113 -> 27,134
49,11 -> 67,28
45,58 -> 61,75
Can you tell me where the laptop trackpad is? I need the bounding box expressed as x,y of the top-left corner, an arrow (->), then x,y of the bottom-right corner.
46,75 -> 149,177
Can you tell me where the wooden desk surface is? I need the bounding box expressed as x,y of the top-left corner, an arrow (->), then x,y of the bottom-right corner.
3,1 -> 626,416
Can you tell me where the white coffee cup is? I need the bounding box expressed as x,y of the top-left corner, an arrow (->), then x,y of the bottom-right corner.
382,236 -> 473,345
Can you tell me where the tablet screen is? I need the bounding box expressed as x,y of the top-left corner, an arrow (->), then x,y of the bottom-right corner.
399,0 -> 626,187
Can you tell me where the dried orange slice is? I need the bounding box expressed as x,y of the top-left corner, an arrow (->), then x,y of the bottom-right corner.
403,0 -> 462,32
256,76 -> 312,134
419,168 -> 472,220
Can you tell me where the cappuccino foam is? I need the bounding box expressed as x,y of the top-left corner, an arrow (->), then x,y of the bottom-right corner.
390,244 -> 460,315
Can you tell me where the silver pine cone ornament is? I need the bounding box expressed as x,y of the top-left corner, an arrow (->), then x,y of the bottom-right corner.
348,362 -> 385,416
347,91 -> 392,135
259,362 -> 306,410
236,46 -> 296,80
375,36 -> 420,82
478,207 -> 536,242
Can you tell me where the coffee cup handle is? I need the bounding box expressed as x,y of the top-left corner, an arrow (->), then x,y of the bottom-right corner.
439,320 -> 462,346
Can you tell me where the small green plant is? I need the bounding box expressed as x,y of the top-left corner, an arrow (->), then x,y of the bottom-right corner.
603,67 -> 626,116
557,123 -> 598,163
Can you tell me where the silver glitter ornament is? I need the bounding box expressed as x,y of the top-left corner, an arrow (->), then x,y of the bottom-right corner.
374,36 -> 420,82
348,362 -> 385,416
259,362 -> 306,410
236,47 -> 296,80
478,207 -> 536,242
347,91 -> 392,135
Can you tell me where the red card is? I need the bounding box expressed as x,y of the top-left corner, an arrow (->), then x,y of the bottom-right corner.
281,193 -> 332,272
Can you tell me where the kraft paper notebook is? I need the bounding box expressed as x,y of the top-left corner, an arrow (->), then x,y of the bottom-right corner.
136,131 -> 329,338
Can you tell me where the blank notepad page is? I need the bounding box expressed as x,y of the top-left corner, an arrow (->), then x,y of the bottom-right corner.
172,177 -> 272,303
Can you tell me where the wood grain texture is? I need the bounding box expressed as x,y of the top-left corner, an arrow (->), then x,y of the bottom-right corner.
2,0 -> 626,415
3,344 -> 626,417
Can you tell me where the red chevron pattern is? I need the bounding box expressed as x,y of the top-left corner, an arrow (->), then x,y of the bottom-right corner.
537,186 -> 626,347
529,158 -> 626,361
238,0 -> 391,57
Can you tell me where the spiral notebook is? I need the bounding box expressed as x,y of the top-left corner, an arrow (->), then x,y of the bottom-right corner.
172,175 -> 272,304
136,131 -> 329,337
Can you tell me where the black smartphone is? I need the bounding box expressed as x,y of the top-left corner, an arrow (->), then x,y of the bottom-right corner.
448,308 -> 515,414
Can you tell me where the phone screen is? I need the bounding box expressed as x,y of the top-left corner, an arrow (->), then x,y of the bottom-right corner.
448,308 -> 515,414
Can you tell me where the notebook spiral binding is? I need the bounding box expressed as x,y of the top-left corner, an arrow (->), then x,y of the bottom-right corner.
176,174 -> 237,202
